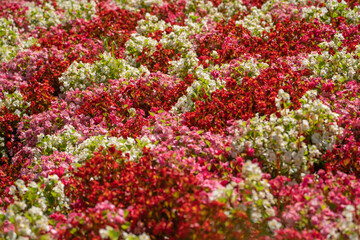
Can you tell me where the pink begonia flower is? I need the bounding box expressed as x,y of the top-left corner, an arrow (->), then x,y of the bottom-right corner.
310,215 -> 321,226
282,207 -> 300,226
2,220 -> 15,233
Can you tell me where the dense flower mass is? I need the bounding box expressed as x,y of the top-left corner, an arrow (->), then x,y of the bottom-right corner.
0,0 -> 359,239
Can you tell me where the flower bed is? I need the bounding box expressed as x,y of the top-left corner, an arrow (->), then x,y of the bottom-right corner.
0,0 -> 359,239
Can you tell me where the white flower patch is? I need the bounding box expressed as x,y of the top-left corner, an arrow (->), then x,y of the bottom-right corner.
302,44 -> 360,83
227,58 -> 269,85
184,13 -> 209,34
300,0 -> 360,24
0,17 -> 19,61
73,135 -> 156,165
241,161 -> 276,222
160,25 -> 194,54
168,50 -> 199,78
0,175 -> 69,239
163,15 -> 209,77
170,64 -> 226,114
209,181 -> 238,202
288,0 -> 319,6
113,0 -> 164,12
268,219 -> 283,232
59,61 -> 96,92
123,232 -> 151,240
261,0 -> 284,12
232,90 -> 343,178
35,123 -> 155,167
56,0 -> 97,23
209,161 -> 276,223
136,13 -> 169,35
236,7 -> 274,37
275,89 -> 291,110
185,0 -> 223,22
36,125 -> 82,156
59,52 -> 150,92
99,225 -> 115,239
125,33 -> 159,66
216,0 -> 248,20
26,0 -> 96,29
25,2 -> 61,30
1,137 -> 7,158
0,18 -> 38,63
338,205 -> 360,238
0,91 -> 30,116
301,5 -> 329,21
94,52 -> 150,82
14,179 -> 29,195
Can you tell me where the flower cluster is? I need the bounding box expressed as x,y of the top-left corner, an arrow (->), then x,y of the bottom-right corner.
0,176 -> 68,239
302,31 -> 360,84
0,18 -> 37,63
1,0 -> 360,239
231,90 -> 343,179
300,0 -> 360,24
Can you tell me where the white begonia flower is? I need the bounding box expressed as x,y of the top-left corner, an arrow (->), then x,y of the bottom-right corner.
17,217 -> 32,236
302,119 -> 310,132
268,151 -> 276,162
123,232 -> 151,240
320,68 -> 327,77
308,145 -> 321,159
283,151 -> 293,164
252,190 -> 259,201
9,185 -> 16,195
250,208 -> 262,223
343,205 -> 355,221
302,58 -> 310,66
275,98 -> 281,109
268,219 -> 282,232
274,126 -> 284,133
99,226 -> 114,239
6,206 -> 16,218
15,201 -> 27,210
311,132 -> 321,145
38,197 -> 47,211
28,206 -> 43,216
15,179 -> 28,195
36,216 -> 50,232
29,181 -> 38,189
265,206 -> 275,217
53,181 -> 65,196
44,174 -> 59,185
243,161 -> 263,182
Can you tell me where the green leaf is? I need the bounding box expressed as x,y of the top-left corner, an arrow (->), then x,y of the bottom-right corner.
124,210 -> 129,219
51,191 -> 60,198
40,235 -> 51,240
109,229 -> 121,240
121,222 -> 130,230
